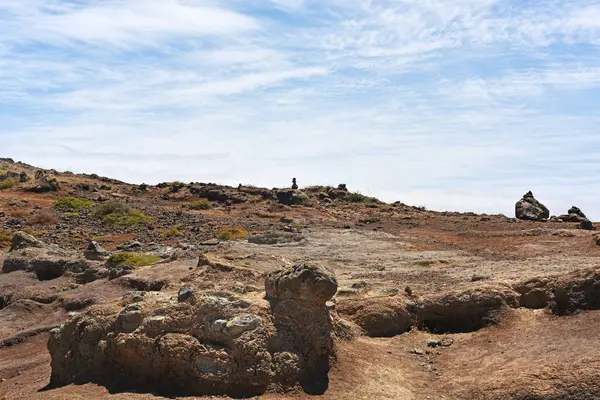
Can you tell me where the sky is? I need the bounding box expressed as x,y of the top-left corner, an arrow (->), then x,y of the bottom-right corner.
2,0 -> 600,218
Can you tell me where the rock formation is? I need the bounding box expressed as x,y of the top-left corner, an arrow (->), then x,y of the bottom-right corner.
515,191 -> 549,221
47,263 -> 339,397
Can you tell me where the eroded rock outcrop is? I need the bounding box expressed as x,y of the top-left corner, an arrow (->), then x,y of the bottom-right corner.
414,287 -> 519,333
2,235 -> 90,280
515,191 -> 549,221
47,263 -> 340,397
337,296 -> 411,337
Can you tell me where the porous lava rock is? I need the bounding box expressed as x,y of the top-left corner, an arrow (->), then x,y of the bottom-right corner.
515,191 -> 549,221
48,263 -> 341,397
265,263 -> 338,304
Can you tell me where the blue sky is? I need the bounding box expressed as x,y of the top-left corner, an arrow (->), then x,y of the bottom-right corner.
2,0 -> 600,218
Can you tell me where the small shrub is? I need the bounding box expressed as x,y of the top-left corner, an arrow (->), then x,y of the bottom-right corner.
10,209 -> 29,218
0,180 -> 14,190
22,227 -> 47,238
92,201 -> 153,227
218,227 -> 249,241
92,201 -> 130,218
185,199 -> 213,210
30,210 -> 60,225
103,209 -> 153,226
63,212 -> 80,218
54,197 -> 95,212
343,192 -> 378,204
162,224 -> 184,239
107,252 -> 161,268
0,229 -> 12,249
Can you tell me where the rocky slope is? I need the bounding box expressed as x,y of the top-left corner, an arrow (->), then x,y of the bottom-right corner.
1,159 -> 600,399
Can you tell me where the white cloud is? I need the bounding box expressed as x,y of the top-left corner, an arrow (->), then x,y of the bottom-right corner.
3,0 -> 600,219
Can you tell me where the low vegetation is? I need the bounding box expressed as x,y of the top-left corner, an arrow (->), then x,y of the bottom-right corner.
218,227 -> 250,241
343,192 -> 379,204
92,201 -> 153,227
184,199 -> 213,210
22,227 -> 47,238
162,224 -> 184,239
54,197 -> 95,212
0,229 -> 12,250
107,252 -> 161,268
0,179 -> 14,190
29,210 -> 60,225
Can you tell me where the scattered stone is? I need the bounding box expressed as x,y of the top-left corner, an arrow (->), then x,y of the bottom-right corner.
411,348 -> 425,355
580,219 -> 595,230
427,337 -> 454,348
84,241 -> 110,260
177,287 -> 195,302
199,238 -> 220,246
117,241 -> 143,251
515,191 -> 549,221
248,231 -> 305,245
471,274 -> 490,282
558,213 -> 587,223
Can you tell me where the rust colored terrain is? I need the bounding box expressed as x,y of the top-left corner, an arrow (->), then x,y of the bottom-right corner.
1,158 -> 600,400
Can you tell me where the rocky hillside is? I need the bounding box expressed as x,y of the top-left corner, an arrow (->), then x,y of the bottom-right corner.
1,158 -> 600,400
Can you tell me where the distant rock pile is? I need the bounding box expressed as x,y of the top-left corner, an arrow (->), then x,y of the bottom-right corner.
47,263 -> 340,397
515,191 -> 549,221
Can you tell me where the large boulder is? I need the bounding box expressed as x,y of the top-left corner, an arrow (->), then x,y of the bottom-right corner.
515,191 -> 549,221
84,240 -> 110,260
580,219 -> 595,230
9,231 -> 44,252
265,263 -> 337,305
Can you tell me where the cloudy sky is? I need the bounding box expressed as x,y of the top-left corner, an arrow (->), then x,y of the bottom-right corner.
2,0 -> 600,218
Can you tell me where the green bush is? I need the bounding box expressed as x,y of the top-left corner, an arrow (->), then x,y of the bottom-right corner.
102,209 -> 153,226
185,199 -> 212,210
92,201 -> 130,218
107,252 -> 161,268
218,227 -> 249,241
162,224 -> 184,238
54,197 -> 95,211
92,201 -> 153,226
0,180 -> 14,190
343,192 -> 378,204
